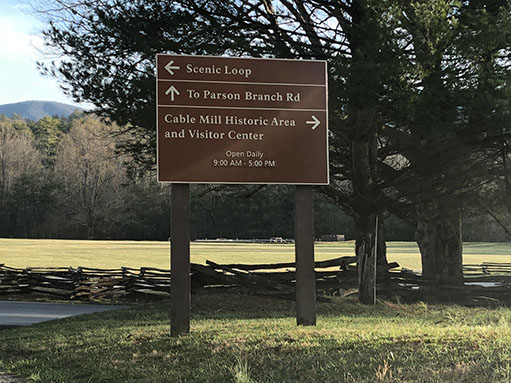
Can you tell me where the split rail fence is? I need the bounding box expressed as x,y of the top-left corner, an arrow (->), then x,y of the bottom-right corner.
1,258 -> 511,304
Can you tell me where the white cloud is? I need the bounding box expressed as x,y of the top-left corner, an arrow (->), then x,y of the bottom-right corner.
0,16 -> 44,57
0,9 -> 86,107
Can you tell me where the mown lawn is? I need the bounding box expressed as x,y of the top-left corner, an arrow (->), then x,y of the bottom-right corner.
1,238 -> 511,271
2,239 -> 511,382
1,294 -> 511,382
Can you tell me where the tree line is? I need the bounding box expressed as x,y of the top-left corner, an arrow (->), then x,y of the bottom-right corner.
0,113 -> 364,240
1,113 -> 153,239
1,112 -> 506,242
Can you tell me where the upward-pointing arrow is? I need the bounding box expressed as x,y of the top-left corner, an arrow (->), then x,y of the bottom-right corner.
165,85 -> 180,102
164,60 -> 180,75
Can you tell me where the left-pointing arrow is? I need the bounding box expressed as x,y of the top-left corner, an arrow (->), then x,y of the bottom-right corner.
164,60 -> 180,75
165,85 -> 180,102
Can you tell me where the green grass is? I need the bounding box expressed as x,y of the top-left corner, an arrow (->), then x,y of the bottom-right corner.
1,238 -> 511,272
2,239 -> 511,382
2,294 -> 511,382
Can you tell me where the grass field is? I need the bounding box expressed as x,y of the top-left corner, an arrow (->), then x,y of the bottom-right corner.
2,295 -> 511,382
1,238 -> 511,271
2,239 -> 511,382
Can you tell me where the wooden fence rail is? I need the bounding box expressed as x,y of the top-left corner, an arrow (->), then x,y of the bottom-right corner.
1,260 -> 511,304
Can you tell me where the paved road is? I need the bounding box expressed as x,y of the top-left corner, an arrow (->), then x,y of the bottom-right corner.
0,301 -> 124,326
0,372 -> 29,383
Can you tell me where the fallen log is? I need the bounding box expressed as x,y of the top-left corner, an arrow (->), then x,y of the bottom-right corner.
191,263 -> 238,287
203,261 -> 297,299
219,256 -> 357,271
31,286 -> 72,297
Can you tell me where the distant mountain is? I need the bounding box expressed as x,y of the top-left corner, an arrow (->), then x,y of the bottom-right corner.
0,101 -> 85,121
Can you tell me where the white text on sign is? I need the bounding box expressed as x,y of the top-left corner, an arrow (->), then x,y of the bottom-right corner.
163,113 -> 296,127
184,90 -> 301,102
186,64 -> 252,78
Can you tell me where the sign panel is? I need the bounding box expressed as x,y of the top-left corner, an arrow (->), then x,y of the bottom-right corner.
156,55 -> 329,184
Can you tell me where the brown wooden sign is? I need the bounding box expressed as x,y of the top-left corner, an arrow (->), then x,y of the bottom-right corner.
156,55 -> 329,184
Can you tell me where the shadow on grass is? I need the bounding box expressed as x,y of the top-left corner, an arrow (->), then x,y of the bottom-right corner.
1,293 -> 510,382
35,292 -> 507,325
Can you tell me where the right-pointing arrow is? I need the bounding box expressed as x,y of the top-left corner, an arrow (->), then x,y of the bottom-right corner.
306,115 -> 320,130
165,85 -> 180,102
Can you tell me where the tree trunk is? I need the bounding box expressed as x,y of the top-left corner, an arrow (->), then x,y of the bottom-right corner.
415,201 -> 463,287
352,133 -> 379,304
377,213 -> 388,266
355,213 -> 377,304
86,210 -> 95,240
355,213 -> 388,266
347,0 -> 384,305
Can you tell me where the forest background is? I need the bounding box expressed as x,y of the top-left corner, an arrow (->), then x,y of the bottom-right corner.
0,112 -> 506,242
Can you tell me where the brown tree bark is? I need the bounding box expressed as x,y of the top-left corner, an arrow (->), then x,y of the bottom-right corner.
352,131 -> 379,304
415,201 -> 463,287
355,214 -> 388,266
348,0 -> 384,305
355,213 -> 377,304
377,213 -> 388,266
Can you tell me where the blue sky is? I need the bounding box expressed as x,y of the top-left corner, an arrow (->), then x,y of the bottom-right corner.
0,0 -> 86,107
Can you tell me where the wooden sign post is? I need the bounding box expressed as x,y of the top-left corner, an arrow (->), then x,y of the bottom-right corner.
156,54 -> 328,335
170,183 -> 190,336
295,185 -> 316,326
